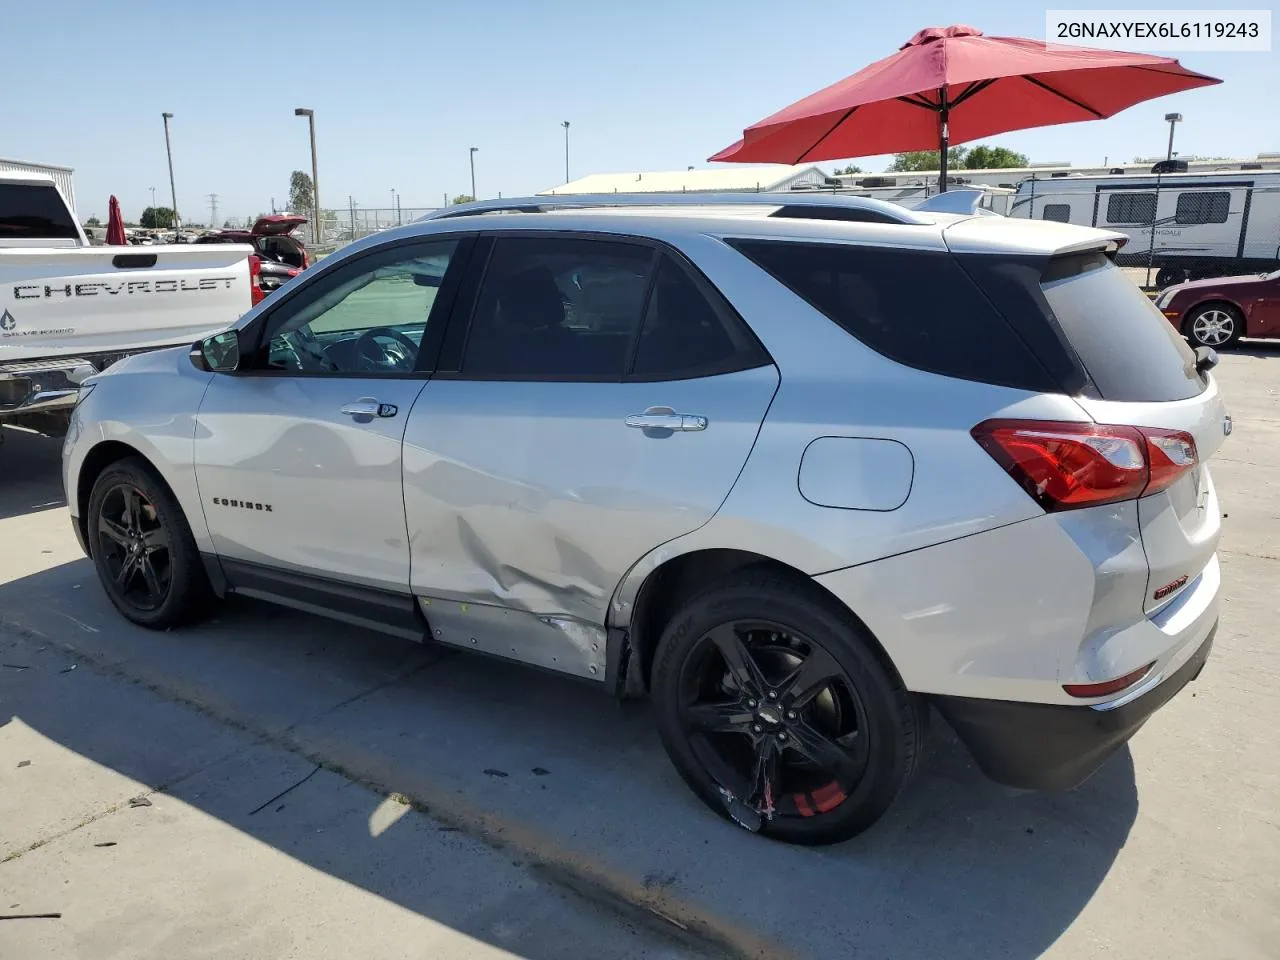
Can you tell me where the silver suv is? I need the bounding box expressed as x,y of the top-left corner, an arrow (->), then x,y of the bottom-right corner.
63,194 -> 1226,844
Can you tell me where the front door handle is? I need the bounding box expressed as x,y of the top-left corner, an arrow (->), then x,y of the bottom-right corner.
340,399 -> 398,419
625,408 -> 708,432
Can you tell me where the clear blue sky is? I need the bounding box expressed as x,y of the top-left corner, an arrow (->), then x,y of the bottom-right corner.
1,0 -> 1273,224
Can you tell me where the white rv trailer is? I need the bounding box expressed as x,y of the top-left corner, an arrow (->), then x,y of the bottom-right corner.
1008,168 -> 1280,287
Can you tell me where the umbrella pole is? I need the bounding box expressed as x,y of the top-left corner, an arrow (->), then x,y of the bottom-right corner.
937,88 -> 949,194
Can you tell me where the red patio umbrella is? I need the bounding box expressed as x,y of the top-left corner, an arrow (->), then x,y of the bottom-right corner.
710,25 -> 1220,190
106,195 -> 127,245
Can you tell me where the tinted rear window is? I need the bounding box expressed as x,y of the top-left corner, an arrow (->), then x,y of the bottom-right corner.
728,239 -> 1056,392
1039,253 -> 1203,402
0,183 -> 79,240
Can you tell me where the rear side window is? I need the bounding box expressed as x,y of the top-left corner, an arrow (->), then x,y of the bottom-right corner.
1041,204 -> 1071,223
0,183 -> 79,240
728,239 -> 1056,392
1039,253 -> 1203,402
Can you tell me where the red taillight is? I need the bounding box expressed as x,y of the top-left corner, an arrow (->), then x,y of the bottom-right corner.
1144,428 -> 1198,495
972,419 -> 1198,512
1063,661 -> 1155,698
248,254 -> 265,305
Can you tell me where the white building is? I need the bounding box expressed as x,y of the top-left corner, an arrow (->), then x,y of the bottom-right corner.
0,157 -> 76,217
541,164 -> 830,196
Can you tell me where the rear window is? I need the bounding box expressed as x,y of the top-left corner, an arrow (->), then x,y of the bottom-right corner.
727,239 -> 1056,392
1039,253 -> 1203,402
0,183 -> 79,240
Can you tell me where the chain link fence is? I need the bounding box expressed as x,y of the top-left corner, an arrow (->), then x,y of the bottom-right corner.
1008,176 -> 1280,290
305,206 -> 443,257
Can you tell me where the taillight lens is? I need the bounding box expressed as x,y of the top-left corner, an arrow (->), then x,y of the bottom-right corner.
1144,428 -> 1198,495
972,419 -> 1198,512
248,254 -> 264,305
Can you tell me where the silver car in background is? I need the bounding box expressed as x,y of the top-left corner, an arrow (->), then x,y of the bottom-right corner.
63,193 -> 1226,844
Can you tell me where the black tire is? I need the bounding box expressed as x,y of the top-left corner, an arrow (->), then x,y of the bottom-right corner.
1155,267 -> 1183,289
651,571 -> 925,845
1184,302 -> 1243,350
86,457 -> 213,629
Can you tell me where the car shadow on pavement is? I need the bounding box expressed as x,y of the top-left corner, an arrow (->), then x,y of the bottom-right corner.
1230,340 -> 1280,358
0,428 -> 66,521
0,551 -> 1139,960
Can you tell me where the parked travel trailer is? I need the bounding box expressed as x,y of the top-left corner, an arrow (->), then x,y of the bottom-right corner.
1008,168 -> 1280,287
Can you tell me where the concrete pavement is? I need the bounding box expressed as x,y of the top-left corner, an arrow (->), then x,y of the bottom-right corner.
1,347 -> 1278,959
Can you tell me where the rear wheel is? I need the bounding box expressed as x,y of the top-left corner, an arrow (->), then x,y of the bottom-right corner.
651,573 -> 925,845
1185,303 -> 1242,349
87,458 -> 213,629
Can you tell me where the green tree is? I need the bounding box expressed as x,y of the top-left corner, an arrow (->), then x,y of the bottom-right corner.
139,206 -> 176,228
831,164 -> 863,175
888,147 -> 968,172
289,170 -> 314,215
451,194 -> 475,205
84,216 -> 102,227
963,145 -> 1029,169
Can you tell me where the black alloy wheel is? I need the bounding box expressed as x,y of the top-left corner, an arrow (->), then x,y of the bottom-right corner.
86,457 -> 213,629
652,574 -> 924,845
95,483 -> 172,612
679,621 -> 869,824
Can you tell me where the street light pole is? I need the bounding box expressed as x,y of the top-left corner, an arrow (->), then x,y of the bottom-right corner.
295,108 -> 321,246
469,147 -> 478,200
562,121 -> 570,183
149,186 -> 157,212
161,113 -> 180,234
1164,112 -> 1183,161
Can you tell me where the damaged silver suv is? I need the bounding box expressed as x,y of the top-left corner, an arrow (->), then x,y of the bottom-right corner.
64,193 -> 1224,844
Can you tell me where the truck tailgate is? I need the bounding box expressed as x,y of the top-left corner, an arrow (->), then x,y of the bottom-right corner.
0,244 -> 252,362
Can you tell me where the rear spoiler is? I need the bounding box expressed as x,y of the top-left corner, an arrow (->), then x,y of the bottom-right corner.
913,189 -> 999,217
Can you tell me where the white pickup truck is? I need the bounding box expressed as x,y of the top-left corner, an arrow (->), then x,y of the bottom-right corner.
1,171 -> 255,435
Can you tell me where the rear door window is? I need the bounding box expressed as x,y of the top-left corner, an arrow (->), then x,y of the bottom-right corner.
1039,252 -> 1203,401
630,255 -> 770,380
728,239 -> 1056,392
461,236 -> 654,379
0,183 -> 79,240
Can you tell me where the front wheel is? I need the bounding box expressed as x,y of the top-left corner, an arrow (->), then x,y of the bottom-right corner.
87,457 -> 213,629
1185,303 -> 1242,350
651,573 -> 925,845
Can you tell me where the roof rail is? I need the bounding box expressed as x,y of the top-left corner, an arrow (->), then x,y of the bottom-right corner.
417,192 -> 932,225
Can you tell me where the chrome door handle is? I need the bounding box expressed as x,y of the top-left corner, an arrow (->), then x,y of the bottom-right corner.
625,411 -> 707,432
340,399 -> 398,419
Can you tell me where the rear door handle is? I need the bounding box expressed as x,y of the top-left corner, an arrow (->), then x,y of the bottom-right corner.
340,399 -> 398,419
625,409 -> 707,432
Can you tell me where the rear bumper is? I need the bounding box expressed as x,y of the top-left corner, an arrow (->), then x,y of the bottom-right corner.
0,360 -> 98,417
933,624 -> 1215,791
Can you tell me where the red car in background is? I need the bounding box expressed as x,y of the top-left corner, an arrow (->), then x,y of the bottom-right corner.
195,214 -> 310,304
1157,269 -> 1280,349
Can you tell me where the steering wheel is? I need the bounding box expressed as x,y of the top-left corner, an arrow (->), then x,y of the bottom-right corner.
355,327 -> 419,372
